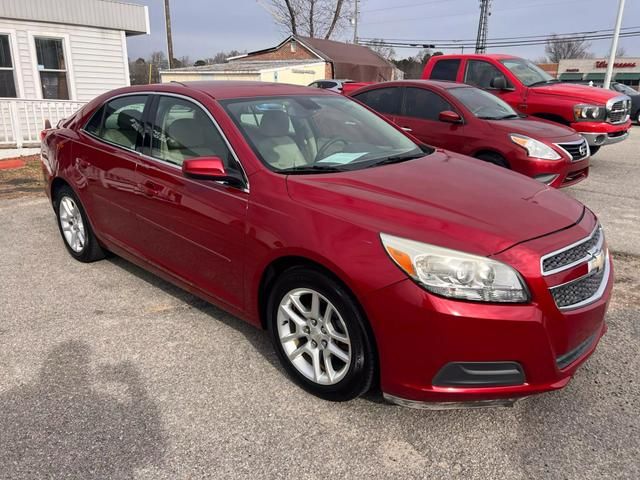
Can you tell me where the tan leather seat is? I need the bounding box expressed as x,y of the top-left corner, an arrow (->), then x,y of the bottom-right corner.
255,110 -> 307,169
102,109 -> 142,149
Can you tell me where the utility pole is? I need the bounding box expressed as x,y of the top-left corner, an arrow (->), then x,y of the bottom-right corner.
475,0 -> 492,54
353,0 -> 359,44
163,0 -> 174,69
604,0 -> 625,89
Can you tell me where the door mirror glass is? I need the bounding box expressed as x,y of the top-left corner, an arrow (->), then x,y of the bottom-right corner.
491,75 -> 512,91
439,110 -> 463,123
182,156 -> 227,180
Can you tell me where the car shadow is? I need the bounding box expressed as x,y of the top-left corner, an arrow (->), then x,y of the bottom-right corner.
106,256 -> 282,372
0,340 -> 167,478
105,256 -> 390,404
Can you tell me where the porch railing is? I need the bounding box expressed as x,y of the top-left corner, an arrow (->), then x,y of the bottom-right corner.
0,99 -> 86,148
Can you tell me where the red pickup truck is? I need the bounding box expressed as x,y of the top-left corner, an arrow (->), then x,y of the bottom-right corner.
422,54 -> 632,154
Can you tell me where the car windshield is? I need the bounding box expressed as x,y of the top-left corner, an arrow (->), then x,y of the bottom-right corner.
614,83 -> 639,96
500,58 -> 556,87
448,86 -> 519,120
221,95 -> 426,173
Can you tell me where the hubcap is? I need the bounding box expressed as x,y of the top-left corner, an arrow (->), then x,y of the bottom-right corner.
277,288 -> 352,386
58,196 -> 86,253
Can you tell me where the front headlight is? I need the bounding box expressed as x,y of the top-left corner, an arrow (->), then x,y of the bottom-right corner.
380,233 -> 529,303
510,134 -> 561,160
573,104 -> 606,121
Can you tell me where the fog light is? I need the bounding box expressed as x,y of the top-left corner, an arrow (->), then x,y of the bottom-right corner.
534,173 -> 558,185
595,135 -> 606,145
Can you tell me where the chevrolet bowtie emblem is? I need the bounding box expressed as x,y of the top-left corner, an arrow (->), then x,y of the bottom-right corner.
588,249 -> 606,274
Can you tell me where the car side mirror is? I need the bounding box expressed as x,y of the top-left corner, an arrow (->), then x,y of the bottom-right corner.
439,110 -> 463,124
182,156 -> 227,180
491,76 -> 513,91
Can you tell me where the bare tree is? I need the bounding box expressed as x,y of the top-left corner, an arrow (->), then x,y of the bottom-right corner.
615,45 -> 627,57
544,35 -> 593,63
366,38 -> 396,61
261,0 -> 352,39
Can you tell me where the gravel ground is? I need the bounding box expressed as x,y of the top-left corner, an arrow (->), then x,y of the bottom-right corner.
0,130 -> 638,479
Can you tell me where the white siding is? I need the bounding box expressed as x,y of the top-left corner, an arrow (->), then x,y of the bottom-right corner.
0,18 -> 130,102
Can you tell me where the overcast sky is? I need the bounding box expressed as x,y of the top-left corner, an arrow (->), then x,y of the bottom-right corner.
126,0 -> 640,62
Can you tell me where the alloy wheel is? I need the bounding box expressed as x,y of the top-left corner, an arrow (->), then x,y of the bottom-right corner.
58,196 -> 86,253
277,288 -> 352,385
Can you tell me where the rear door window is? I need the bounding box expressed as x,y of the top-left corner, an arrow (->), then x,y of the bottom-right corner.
429,59 -> 460,81
353,87 -> 403,115
84,95 -> 147,150
402,87 -> 454,121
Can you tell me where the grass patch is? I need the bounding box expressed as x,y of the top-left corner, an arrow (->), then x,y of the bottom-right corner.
0,155 -> 45,199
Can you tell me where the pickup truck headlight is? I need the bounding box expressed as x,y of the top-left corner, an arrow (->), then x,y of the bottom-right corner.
510,134 -> 561,160
380,233 -> 529,303
573,104 -> 606,121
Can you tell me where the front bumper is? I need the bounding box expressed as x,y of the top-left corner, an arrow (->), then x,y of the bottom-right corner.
363,218 -> 612,405
570,119 -> 632,147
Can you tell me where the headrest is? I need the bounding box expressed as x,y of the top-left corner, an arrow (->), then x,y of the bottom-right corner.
117,109 -> 141,131
259,110 -> 291,137
167,118 -> 205,149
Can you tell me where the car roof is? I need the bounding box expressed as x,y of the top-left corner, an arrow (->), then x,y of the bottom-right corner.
431,53 -> 517,61
109,81 -> 336,100
354,79 -> 471,92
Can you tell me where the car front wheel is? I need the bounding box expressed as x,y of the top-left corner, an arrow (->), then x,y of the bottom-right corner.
267,267 -> 375,401
54,185 -> 105,262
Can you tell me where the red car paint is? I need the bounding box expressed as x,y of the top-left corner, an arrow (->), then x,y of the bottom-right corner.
41,81 -> 611,404
349,80 -> 590,188
422,54 -> 631,150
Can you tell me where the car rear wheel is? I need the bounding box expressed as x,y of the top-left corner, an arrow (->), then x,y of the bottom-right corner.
267,267 -> 375,401
54,185 -> 105,262
475,152 -> 509,168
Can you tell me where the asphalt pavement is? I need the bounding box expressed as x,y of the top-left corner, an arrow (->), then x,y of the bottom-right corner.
0,129 -> 638,479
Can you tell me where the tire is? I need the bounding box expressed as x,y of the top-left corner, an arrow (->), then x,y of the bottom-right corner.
589,146 -> 601,156
475,152 -> 509,168
636,111 -> 640,125
54,185 -> 105,263
267,266 -> 375,401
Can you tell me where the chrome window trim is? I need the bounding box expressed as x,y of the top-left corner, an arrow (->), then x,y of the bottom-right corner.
549,250 -> 610,311
553,138 -> 590,162
80,90 -> 250,193
540,223 -> 602,276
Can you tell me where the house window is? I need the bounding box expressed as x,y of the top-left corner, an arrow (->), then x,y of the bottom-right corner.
0,35 -> 17,98
34,37 -> 69,100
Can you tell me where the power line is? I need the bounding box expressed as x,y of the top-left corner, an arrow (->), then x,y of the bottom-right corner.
358,30 -> 640,49
363,0 -> 457,14
358,25 -> 640,44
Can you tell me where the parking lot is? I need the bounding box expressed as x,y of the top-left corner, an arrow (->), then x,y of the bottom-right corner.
0,130 -> 638,479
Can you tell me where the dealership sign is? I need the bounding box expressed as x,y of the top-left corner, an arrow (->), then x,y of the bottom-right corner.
595,61 -> 636,68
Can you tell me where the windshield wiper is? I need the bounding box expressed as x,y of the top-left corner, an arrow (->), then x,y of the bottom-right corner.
480,113 -> 520,120
279,164 -> 348,174
365,152 -> 426,168
528,79 -> 560,87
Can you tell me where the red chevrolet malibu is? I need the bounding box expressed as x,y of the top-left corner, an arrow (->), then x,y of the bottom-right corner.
350,80 -> 590,188
40,82 -> 612,408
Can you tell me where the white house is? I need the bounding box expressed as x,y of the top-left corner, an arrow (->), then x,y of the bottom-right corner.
0,0 -> 149,147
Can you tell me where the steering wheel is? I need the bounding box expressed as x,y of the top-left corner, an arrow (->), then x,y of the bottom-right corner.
316,138 -> 348,162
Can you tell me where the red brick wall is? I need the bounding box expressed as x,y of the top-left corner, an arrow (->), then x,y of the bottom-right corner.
236,39 -> 318,62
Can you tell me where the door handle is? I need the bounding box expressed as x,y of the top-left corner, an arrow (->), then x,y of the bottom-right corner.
401,127 -> 413,132
139,180 -> 162,197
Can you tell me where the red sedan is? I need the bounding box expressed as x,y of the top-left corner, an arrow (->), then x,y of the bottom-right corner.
40,81 -> 611,407
349,80 -> 591,188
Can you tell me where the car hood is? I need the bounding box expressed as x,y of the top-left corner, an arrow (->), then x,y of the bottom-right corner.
286,150 -> 584,256
530,82 -> 621,104
485,117 -> 579,142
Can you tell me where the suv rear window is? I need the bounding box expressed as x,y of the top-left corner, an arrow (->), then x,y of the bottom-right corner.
429,59 -> 460,81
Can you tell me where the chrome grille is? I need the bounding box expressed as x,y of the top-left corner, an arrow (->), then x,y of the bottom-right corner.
556,138 -> 589,162
550,267 -> 606,309
541,225 -> 602,274
607,97 -> 630,124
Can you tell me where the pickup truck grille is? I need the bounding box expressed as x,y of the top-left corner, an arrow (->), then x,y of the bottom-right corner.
607,98 -> 630,124
541,225 -> 602,274
550,267 -> 606,309
556,139 -> 589,162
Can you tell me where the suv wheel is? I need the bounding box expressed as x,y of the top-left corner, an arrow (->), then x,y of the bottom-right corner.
267,267 -> 375,401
